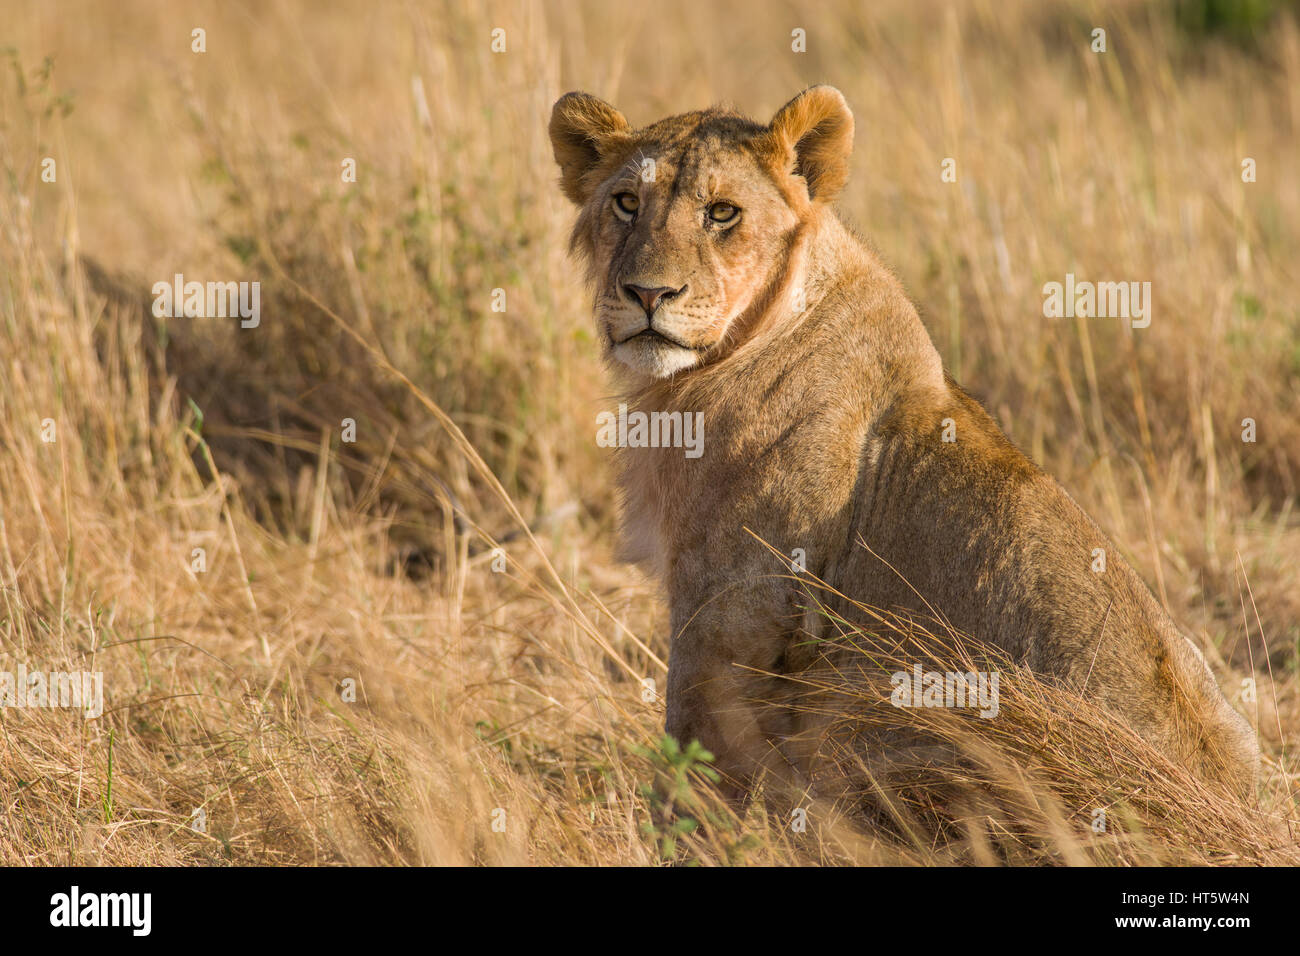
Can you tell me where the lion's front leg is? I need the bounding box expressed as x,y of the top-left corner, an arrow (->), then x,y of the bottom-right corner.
663,581 -> 800,796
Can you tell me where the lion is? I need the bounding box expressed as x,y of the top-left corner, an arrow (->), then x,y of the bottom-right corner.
549,85 -> 1259,799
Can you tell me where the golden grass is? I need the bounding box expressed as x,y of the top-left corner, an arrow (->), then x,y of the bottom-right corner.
0,0 -> 1296,864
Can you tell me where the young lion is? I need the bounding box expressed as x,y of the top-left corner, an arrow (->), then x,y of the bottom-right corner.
549,85 -> 1259,797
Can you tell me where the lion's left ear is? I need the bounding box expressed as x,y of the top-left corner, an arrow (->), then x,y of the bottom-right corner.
549,92 -> 631,205
764,85 -> 854,203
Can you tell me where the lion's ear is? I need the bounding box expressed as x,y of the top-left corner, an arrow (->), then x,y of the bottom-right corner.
765,85 -> 854,203
549,92 -> 631,205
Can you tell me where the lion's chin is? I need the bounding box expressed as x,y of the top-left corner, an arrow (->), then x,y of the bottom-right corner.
609,337 -> 702,379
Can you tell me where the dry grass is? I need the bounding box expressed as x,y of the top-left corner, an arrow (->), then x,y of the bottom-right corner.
0,0 -> 1296,865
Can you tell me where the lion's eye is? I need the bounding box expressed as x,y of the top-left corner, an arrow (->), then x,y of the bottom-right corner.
613,192 -> 639,219
708,202 -> 739,224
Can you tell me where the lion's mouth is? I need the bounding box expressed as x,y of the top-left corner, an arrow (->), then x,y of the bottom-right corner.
616,327 -> 701,351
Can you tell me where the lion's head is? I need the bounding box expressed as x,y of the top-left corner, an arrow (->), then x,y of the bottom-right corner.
549,86 -> 854,379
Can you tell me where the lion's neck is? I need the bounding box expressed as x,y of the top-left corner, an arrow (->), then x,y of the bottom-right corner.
608,208 -> 942,575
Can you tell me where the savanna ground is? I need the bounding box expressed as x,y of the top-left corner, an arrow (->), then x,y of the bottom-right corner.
0,0 -> 1297,865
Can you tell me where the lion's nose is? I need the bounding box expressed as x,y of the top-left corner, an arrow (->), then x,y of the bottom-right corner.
623,283 -> 685,317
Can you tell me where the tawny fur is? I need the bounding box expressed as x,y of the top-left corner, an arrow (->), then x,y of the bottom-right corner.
549,86 -> 1259,799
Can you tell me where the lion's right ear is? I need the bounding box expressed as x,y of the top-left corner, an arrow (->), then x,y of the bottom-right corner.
765,85 -> 854,203
549,92 -> 631,205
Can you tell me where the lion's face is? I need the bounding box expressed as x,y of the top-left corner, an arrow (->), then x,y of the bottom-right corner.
582,128 -> 800,378
550,88 -> 854,379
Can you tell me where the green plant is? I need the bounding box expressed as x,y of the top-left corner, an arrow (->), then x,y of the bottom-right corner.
632,735 -> 720,862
